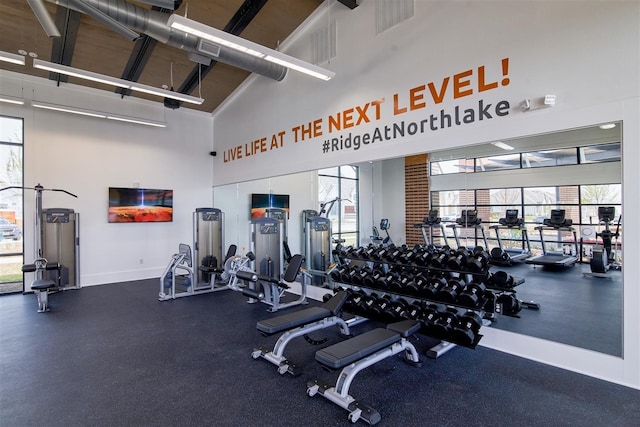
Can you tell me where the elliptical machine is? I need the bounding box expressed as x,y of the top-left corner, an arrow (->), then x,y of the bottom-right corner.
587,206 -> 621,277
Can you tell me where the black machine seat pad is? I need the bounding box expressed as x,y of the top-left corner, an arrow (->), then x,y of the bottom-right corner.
31,279 -> 56,291
256,291 -> 349,335
386,319 -> 421,337
315,328 -> 399,369
257,306 -> 330,335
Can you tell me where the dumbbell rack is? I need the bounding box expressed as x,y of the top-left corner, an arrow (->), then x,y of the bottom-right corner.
329,243 -> 531,358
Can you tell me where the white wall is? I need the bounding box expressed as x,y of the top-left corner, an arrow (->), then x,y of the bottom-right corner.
211,1 -> 640,389
0,69 -> 214,285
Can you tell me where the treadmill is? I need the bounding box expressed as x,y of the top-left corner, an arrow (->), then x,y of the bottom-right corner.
412,209 -> 449,247
489,209 -> 531,265
446,209 -> 489,250
526,209 -> 579,268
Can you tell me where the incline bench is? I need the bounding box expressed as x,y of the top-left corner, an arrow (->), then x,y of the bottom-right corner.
307,319 -> 422,425
252,290 -> 354,376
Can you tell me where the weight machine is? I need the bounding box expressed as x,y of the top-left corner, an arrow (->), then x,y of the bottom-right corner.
159,208 -> 229,301
304,215 -> 332,287
1,184 -> 80,312
585,206 -> 621,278
526,209 -> 579,268
412,209 -> 449,247
489,209 -> 531,265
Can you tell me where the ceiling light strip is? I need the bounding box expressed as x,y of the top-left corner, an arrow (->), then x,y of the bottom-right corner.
167,15 -> 335,81
32,59 -> 204,105
0,50 -> 26,66
33,59 -> 130,88
106,115 -> 167,128
492,141 -> 515,151
32,101 -> 167,127
0,95 -> 25,105
32,101 -> 107,118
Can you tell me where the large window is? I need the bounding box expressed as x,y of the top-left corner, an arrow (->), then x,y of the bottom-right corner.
0,116 -> 24,294
431,142 -> 620,176
431,183 -> 622,259
318,166 -> 359,247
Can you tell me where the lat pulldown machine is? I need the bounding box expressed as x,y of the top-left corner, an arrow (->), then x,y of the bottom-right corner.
1,184 -> 80,312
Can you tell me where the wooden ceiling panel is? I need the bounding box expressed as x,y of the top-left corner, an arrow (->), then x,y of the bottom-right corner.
0,0 -> 326,113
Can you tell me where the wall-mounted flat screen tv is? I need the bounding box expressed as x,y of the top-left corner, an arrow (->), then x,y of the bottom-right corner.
108,187 -> 173,223
251,193 -> 290,219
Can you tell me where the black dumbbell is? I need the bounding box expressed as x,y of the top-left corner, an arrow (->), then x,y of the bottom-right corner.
330,265 -> 348,282
370,294 -> 394,320
430,307 -> 460,341
407,272 -> 427,296
405,300 -> 426,321
344,289 -> 366,315
497,293 -> 522,315
340,265 -> 358,284
351,266 -> 372,286
421,303 -> 445,334
363,267 -> 384,289
361,244 -> 377,260
490,247 -> 509,262
438,277 -> 466,303
430,246 -> 454,269
489,270 -> 515,289
456,281 -> 487,308
447,247 -> 470,270
362,293 -> 381,317
419,276 -> 447,300
464,246 -> 490,273
413,245 -> 436,266
388,298 -> 411,321
451,310 -> 483,346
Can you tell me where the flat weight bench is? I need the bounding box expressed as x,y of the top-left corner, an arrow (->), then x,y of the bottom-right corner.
252,291 -> 354,376
307,319 -> 422,425
22,259 -> 61,313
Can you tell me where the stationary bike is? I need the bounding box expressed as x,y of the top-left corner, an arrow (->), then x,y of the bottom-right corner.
588,206 -> 621,276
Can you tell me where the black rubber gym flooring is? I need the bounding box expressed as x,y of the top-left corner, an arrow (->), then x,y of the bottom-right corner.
1,278 -> 637,426
488,262 -> 623,356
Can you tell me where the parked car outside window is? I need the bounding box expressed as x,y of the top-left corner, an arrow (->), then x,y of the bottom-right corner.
0,218 -> 22,240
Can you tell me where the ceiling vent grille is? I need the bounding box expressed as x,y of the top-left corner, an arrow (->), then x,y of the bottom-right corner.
311,20 -> 337,65
376,0 -> 414,34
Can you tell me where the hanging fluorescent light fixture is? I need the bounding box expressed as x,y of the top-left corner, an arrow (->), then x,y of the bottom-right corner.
106,114 -> 166,128
0,50 -> 26,66
0,95 -> 25,105
492,141 -> 514,151
32,101 -> 167,127
32,59 -> 204,105
167,14 -> 335,81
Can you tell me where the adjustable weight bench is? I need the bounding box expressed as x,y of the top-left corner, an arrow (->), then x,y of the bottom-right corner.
252,291 -> 354,376
307,319 -> 422,425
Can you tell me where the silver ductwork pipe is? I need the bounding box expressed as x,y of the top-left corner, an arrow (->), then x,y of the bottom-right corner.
50,0 -> 287,81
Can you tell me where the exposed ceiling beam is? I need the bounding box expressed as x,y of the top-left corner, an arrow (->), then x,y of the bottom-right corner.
49,6 -> 82,84
115,4 -> 176,98
177,0 -> 268,96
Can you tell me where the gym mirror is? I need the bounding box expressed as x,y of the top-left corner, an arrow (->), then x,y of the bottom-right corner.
213,122 -> 623,357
